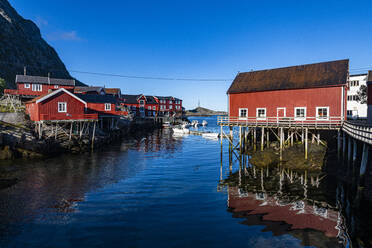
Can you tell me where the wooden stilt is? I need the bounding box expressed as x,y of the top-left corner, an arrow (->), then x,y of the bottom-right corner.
239,126 -> 242,154
337,130 -> 341,157
266,129 -> 270,148
352,139 -> 357,164
55,123 -> 58,140
290,130 -> 294,147
92,121 -> 96,149
220,125 -> 223,145
69,122 -> 73,141
317,133 -> 320,145
348,136 -> 352,162
253,128 -> 257,151
312,133 -> 315,144
359,143 -> 369,181
342,132 -> 346,155
301,129 -> 304,144
261,127 -> 264,151
305,128 -> 308,159
280,127 -> 283,161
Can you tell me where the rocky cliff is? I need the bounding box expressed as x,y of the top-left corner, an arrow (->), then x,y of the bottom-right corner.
0,0 -> 82,88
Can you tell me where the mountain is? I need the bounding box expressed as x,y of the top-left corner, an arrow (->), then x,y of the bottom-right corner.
0,0 -> 84,88
185,107 -> 227,116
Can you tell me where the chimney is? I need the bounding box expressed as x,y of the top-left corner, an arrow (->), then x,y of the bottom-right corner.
48,72 -> 51,85
23,66 -> 26,75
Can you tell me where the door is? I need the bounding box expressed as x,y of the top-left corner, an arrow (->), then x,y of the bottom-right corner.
277,108 -> 286,122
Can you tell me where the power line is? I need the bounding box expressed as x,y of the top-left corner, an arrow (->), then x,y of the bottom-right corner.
69,70 -> 232,82
0,60 -> 371,82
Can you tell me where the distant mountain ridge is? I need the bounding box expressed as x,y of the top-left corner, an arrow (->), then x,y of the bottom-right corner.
0,0 -> 84,88
186,107 -> 227,116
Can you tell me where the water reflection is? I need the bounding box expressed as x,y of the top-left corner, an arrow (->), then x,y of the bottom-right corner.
220,163 -> 345,247
0,130 -> 184,244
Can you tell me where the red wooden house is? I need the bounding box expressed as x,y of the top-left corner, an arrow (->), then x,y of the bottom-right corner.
156,96 -> 183,117
25,88 -> 126,122
105,88 -> 122,99
121,94 -> 158,117
25,88 -> 97,122
4,75 -> 76,98
227,59 -> 348,123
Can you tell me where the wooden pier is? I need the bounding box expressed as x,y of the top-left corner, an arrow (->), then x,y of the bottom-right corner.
218,116 -> 342,160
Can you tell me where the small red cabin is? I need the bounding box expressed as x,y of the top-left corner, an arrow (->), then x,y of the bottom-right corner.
227,59 -> 348,123
25,88 -> 97,122
4,75 -> 75,98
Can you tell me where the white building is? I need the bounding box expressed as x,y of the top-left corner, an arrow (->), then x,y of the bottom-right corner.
347,73 -> 368,119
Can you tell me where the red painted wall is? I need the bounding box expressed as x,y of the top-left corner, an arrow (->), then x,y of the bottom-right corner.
229,86 -> 346,119
26,91 -> 86,121
86,102 -> 117,115
16,83 -> 74,96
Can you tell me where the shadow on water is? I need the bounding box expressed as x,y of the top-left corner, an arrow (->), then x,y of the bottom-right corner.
0,128 -> 183,244
219,136 -> 372,248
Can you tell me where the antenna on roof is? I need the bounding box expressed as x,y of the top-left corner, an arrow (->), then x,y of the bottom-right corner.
23,66 -> 27,76
198,99 -> 200,108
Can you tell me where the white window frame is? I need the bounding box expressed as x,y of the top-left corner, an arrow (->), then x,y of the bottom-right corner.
316,106 -> 329,120
169,105 -> 173,109
58,102 -> 67,113
256,108 -> 267,120
24,83 -> 30,89
32,84 -> 42,92
54,85 -> 59,89
148,106 -> 152,110
239,108 -> 248,120
105,103 -> 111,111
139,100 -> 145,106
169,100 -> 173,104
294,107 -> 307,120
153,106 -> 156,110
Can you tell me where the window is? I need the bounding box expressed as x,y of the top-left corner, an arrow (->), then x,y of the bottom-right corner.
295,107 -> 306,120
58,102 -> 67,113
153,106 -> 156,110
105,103 -> 111,111
169,105 -> 173,109
24,83 -> 30,88
347,110 -> 353,116
54,85 -> 59,89
316,107 -> 329,120
350,80 -> 360,87
256,108 -> 266,119
32,84 -> 42,92
169,100 -> 172,104
239,108 -> 248,119
148,106 -> 152,110
139,100 -> 145,105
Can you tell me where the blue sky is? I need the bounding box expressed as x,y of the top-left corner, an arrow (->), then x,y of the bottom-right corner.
11,0 -> 372,110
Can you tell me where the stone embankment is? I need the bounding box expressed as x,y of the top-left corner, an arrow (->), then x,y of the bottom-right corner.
0,118 -> 161,160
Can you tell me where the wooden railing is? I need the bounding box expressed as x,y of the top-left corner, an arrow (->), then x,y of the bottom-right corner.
342,121 -> 372,145
39,113 -> 98,121
217,116 -> 343,129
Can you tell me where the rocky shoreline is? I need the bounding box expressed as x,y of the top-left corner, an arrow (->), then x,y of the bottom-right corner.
0,119 -> 161,160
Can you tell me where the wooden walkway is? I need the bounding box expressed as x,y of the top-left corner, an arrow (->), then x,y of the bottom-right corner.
217,116 -> 343,130
342,121 -> 372,146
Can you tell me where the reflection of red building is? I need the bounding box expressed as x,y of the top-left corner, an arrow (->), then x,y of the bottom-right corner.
228,187 -> 339,239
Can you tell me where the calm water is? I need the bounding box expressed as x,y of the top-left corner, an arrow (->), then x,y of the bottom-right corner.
0,116 -> 368,247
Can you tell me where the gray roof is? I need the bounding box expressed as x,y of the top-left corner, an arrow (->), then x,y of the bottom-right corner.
156,96 -> 181,101
76,94 -> 117,104
74,86 -> 104,93
122,94 -> 141,104
15,75 -> 75,86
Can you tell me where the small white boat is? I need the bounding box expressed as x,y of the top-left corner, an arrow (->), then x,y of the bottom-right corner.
162,122 -> 171,128
202,120 -> 208,126
172,127 -> 190,134
191,120 -> 199,127
201,132 -> 220,139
